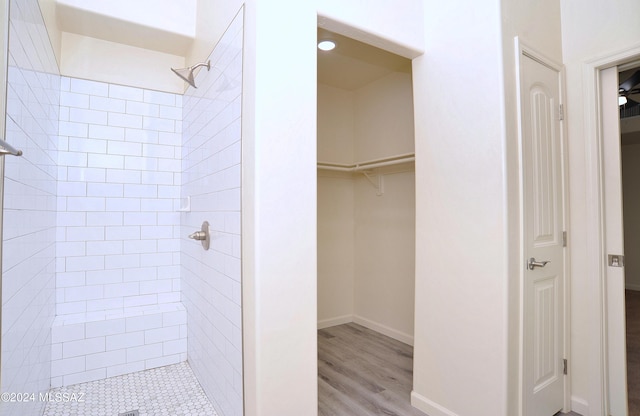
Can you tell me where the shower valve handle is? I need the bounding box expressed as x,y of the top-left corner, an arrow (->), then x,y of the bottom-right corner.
188,221 -> 210,250
188,231 -> 206,241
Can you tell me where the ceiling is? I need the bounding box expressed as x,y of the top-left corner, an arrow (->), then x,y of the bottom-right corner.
317,28 -> 411,91
620,67 -> 640,111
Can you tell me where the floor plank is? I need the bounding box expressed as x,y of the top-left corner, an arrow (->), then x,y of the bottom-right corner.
318,323 -> 426,416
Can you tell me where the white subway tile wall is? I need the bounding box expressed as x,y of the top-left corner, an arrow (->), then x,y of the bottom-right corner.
1,0 -> 60,415
52,79 -> 185,386
50,303 -> 187,387
56,77 -> 182,316
181,11 -> 243,416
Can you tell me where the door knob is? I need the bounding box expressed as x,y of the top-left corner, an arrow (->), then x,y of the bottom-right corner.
188,221 -> 210,250
527,257 -> 550,270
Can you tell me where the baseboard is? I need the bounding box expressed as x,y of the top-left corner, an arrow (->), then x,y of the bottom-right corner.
411,391 -> 459,416
570,396 -> 588,416
317,314 -> 353,329
352,315 -> 414,346
626,283 -> 640,291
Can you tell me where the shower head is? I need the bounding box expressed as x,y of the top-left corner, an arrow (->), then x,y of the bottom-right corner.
171,60 -> 211,88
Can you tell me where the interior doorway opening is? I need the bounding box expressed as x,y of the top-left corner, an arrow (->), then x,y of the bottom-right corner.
315,27 -> 421,414
620,63 -> 640,414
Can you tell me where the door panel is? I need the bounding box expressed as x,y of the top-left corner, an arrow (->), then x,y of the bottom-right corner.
533,275 -> 558,392
520,52 -> 565,416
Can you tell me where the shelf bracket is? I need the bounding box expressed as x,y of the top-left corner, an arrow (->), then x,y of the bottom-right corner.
361,171 -> 384,196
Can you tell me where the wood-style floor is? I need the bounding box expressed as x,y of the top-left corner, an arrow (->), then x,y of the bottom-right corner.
318,323 -> 584,416
627,289 -> 640,415
318,323 -> 426,416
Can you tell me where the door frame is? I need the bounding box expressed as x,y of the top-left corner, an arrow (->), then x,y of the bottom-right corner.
514,38 -> 571,415
583,42 -> 640,415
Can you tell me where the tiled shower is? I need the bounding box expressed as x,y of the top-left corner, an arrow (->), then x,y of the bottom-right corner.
0,0 -> 243,415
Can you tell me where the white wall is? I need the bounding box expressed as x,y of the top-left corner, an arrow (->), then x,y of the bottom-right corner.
56,0 -> 196,41
353,72 -> 415,342
187,0 -> 244,68
353,169 -> 415,343
181,11 -> 243,416
59,33 -> 185,94
354,72 -> 414,161
241,0 -> 318,414
317,173 -> 354,326
622,142 -> 640,290
561,0 -> 640,412
1,0 -> 59,414
317,84 -> 354,164
412,0 -> 510,414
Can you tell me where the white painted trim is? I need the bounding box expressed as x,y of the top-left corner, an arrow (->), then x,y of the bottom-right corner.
352,315 -> 414,346
626,283 -> 640,292
514,36 -> 526,416
582,57 -> 608,416
515,37 -> 571,415
560,63 -> 573,414
582,41 -> 640,416
571,396 -> 589,416
317,315 -> 414,346
410,390 -> 459,416
317,315 -> 353,329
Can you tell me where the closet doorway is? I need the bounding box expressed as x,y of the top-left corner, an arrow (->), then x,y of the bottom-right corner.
316,28 -> 421,415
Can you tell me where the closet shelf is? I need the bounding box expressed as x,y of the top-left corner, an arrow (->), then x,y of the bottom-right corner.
317,153 -> 415,172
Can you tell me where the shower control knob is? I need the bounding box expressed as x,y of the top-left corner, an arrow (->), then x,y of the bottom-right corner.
188,221 -> 210,250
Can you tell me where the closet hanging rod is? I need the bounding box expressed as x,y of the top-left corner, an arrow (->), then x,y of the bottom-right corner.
317,164 -> 353,172
353,156 -> 414,171
317,152 -> 415,171
0,138 -> 22,157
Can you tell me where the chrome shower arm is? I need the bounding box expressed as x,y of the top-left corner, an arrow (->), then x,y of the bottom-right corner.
191,61 -> 210,71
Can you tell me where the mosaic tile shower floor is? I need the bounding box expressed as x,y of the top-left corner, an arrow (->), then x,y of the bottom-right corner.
43,362 -> 217,416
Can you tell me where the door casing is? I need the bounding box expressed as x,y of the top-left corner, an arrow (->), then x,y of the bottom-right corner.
601,65 -> 629,416
582,43 -> 640,415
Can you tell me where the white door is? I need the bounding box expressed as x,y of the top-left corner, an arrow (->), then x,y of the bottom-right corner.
520,51 -> 565,416
601,65 -> 628,416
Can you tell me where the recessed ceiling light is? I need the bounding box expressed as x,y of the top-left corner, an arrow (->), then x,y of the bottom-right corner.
318,40 -> 336,51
